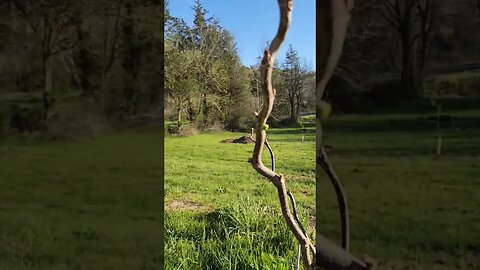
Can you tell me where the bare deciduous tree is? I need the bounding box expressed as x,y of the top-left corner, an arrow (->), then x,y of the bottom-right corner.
282,44 -> 307,123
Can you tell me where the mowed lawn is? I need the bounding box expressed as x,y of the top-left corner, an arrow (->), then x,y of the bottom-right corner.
165,106 -> 479,269
0,133 -> 163,269
164,126 -> 316,270
318,109 -> 480,269
0,104 -> 478,269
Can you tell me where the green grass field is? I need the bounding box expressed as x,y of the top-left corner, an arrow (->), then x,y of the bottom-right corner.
164,125 -> 316,270
165,104 -> 479,269
0,133 -> 163,269
0,101 -> 478,269
318,110 -> 479,269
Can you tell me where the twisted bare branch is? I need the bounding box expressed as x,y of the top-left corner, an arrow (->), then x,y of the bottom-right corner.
249,0 -> 315,268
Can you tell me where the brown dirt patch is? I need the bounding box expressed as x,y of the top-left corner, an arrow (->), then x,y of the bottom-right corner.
221,135 -> 255,144
167,200 -> 210,212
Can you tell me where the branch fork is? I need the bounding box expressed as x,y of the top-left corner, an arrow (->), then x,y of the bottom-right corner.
249,0 -> 315,268
249,0 -> 377,269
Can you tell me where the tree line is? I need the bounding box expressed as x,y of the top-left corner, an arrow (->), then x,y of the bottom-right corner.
327,0 -> 480,112
0,0 -> 163,138
165,0 -> 314,133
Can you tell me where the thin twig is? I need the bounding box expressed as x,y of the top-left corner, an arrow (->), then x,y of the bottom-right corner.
287,191 -> 307,235
317,147 -> 350,251
265,139 -> 275,172
265,135 -> 304,269
287,191 -> 307,270
295,243 -> 301,270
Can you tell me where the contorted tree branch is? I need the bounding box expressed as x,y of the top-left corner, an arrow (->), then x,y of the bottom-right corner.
316,0 -> 375,269
249,0 -> 315,269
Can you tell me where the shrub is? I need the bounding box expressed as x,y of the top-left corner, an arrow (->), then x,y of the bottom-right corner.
167,123 -> 199,136
46,98 -> 110,140
225,115 -> 255,132
8,103 -> 44,133
0,92 -> 45,134
178,123 -> 199,136
325,75 -> 370,112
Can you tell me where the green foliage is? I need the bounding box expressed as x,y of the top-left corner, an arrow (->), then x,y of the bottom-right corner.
165,1 -> 254,131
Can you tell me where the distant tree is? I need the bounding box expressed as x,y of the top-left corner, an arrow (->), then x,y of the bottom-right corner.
281,45 -> 308,123
380,0 -> 437,98
10,0 -> 76,117
381,0 -> 419,98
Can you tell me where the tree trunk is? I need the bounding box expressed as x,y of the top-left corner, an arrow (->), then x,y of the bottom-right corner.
74,15 -> 96,97
401,39 -> 417,99
295,100 -> 300,123
290,99 -> 297,123
177,104 -> 182,127
201,92 -> 209,126
187,98 -> 196,123
43,54 -> 53,120
121,2 -> 139,116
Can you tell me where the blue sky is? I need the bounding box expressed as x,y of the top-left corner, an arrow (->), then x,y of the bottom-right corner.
168,0 -> 315,68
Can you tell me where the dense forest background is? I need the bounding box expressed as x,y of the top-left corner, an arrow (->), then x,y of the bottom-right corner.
0,0 -> 163,140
